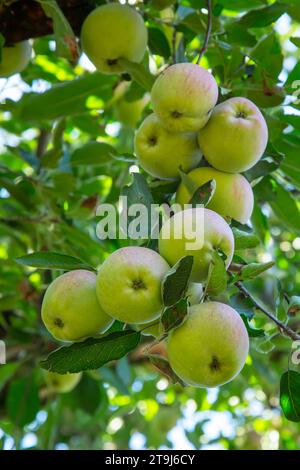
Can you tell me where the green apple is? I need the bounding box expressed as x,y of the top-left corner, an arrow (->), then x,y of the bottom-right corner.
151,63 -> 218,133
134,113 -> 202,180
0,41 -> 32,77
167,301 -> 249,387
159,208 -> 234,282
81,4 -> 148,74
115,94 -> 149,128
186,282 -> 203,305
41,270 -> 113,342
96,247 -> 170,324
198,97 -> 268,173
176,166 -> 254,224
45,371 -> 82,393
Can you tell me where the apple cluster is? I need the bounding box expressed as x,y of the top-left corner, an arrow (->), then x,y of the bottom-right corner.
39,4 -> 270,388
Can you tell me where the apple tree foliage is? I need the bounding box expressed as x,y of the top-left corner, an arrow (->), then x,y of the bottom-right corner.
0,0 -> 300,450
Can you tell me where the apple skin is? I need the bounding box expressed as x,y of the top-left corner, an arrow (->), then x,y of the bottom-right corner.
198,97 -> 268,173
167,302 -> 249,387
0,41 -> 32,77
96,247 -> 170,324
158,208 -> 234,282
45,371 -> 82,393
81,4 -> 147,74
41,270 -> 113,342
134,113 -> 202,180
151,63 -> 218,133
176,166 -> 254,224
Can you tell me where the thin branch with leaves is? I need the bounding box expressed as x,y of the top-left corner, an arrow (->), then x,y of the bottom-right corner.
196,0 -> 213,64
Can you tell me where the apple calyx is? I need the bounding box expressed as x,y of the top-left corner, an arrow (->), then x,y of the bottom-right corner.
132,278 -> 147,290
209,355 -> 221,372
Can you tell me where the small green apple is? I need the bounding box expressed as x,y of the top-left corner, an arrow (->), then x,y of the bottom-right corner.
45,371 -> 82,393
41,270 -> 113,342
167,301 -> 249,387
151,63 -> 218,133
158,208 -> 234,282
134,113 -> 202,180
0,41 -> 32,77
198,97 -> 268,173
81,4 -> 148,74
96,247 -> 170,324
176,166 -> 254,224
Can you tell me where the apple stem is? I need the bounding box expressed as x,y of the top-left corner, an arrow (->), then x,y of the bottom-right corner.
196,0 -> 213,65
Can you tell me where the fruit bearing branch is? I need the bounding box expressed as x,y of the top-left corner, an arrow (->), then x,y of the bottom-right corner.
235,280 -> 300,341
0,0 -> 93,44
196,0 -> 213,64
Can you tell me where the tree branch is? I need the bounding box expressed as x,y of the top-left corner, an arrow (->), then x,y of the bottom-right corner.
235,280 -> 300,341
196,0 -> 212,64
0,0 -> 93,45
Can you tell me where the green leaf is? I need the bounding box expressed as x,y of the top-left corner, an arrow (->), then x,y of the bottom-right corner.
16,72 -> 113,121
148,354 -> 185,385
189,179 -> 216,208
290,37 -> 300,48
269,183 -> 300,233
16,251 -> 95,271
161,298 -> 188,333
38,0 -> 79,63
233,227 -> 260,251
280,370 -> 300,422
248,261 -> 275,280
121,172 -> 154,239
40,330 -> 141,373
226,22 -> 256,47
251,33 -> 283,80
240,314 -> 265,338
178,168 -> 199,195
162,256 -> 194,307
0,363 -> 20,393
148,27 -> 171,59
65,375 -> 103,415
245,158 -> 281,182
238,262 -> 275,280
238,2 -> 286,28
118,59 -> 155,91
206,251 -> 227,297
6,376 -> 40,427
71,141 -> 117,165
255,336 -> 275,354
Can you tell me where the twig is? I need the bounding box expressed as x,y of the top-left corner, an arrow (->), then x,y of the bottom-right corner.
172,27 -> 177,64
235,280 -> 300,341
196,0 -> 213,64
